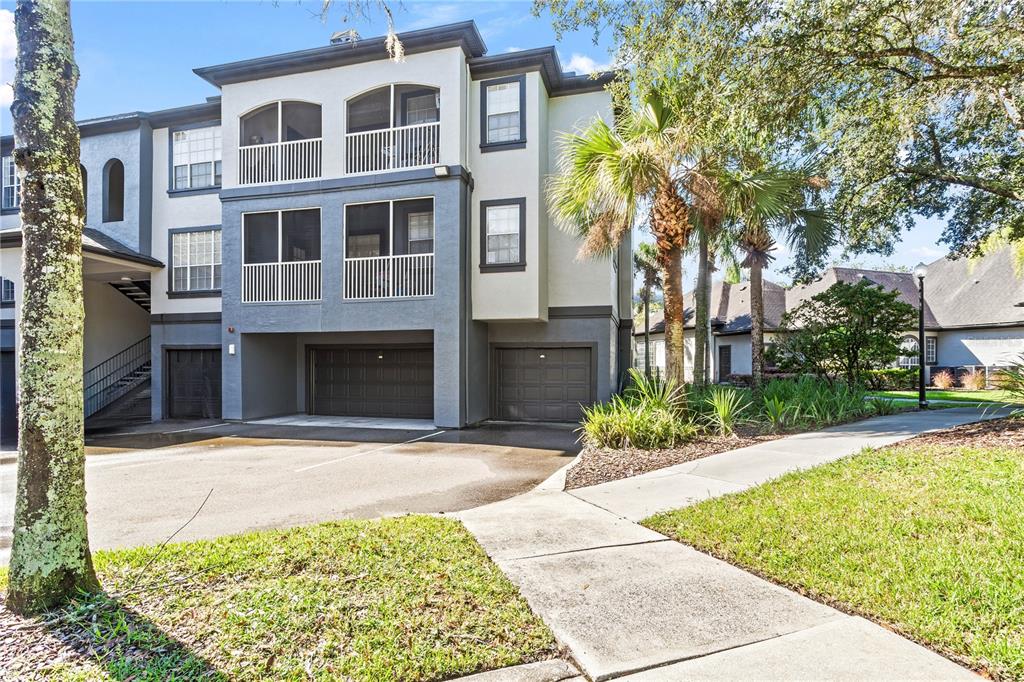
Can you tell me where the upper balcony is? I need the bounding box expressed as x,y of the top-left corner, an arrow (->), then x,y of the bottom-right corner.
235,85 -> 442,187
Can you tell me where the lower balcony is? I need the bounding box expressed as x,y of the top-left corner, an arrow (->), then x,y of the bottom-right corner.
344,253 -> 434,300
242,260 -> 322,303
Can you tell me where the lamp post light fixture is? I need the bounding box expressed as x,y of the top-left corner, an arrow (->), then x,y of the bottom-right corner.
914,261 -> 929,409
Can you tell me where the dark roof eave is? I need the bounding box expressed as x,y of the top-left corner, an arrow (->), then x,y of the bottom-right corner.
193,21 -> 487,87
0,231 -> 164,268
468,47 -> 618,96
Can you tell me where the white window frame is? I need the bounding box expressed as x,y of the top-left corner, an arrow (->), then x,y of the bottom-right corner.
481,75 -> 525,147
480,198 -> 525,271
1,277 -> 14,303
171,126 -> 223,191
925,336 -> 937,365
2,156 -> 19,210
170,228 -> 222,293
898,335 -> 920,368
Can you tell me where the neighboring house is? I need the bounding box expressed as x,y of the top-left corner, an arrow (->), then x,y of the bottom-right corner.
633,247 -> 1024,383
0,21 -> 631,443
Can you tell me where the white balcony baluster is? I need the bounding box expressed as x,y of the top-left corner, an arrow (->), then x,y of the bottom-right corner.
238,138 -> 322,186
242,260 -> 321,303
344,253 -> 434,299
345,122 -> 440,175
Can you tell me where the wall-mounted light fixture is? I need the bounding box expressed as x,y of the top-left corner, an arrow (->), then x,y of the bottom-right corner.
433,165 -> 449,177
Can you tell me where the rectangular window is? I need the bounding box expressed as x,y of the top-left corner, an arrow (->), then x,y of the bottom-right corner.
1,156 -> 18,209
1,278 -> 14,302
170,229 -> 222,293
345,198 -> 434,257
407,211 -> 434,254
925,336 -> 937,365
480,198 -> 525,270
172,126 -> 222,190
481,76 -> 525,147
243,208 -> 321,264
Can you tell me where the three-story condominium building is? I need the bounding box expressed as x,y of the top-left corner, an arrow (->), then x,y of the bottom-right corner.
0,21 -> 631,441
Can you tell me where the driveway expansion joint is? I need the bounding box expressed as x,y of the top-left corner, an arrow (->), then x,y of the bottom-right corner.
507,539 -> 672,563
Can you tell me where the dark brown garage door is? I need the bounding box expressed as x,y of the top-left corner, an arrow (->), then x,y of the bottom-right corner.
493,347 -> 593,422
166,348 -> 221,419
309,346 -> 433,419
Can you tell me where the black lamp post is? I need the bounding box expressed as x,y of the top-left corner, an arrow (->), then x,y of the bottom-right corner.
914,262 -> 928,409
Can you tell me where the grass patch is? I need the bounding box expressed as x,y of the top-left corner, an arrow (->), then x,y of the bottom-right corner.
644,438 -> 1024,680
868,388 -> 1022,404
1,515 -> 555,681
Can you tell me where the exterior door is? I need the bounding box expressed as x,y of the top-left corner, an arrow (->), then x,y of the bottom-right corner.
309,346 -> 433,419
718,344 -> 732,381
493,347 -> 593,422
166,348 -> 222,419
1,351 -> 15,444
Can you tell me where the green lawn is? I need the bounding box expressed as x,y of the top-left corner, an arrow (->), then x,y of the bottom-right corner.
645,437 -> 1024,680
1,516 -> 555,681
868,388 -> 1022,404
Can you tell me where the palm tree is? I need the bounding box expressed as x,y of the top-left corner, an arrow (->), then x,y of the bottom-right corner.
686,161 -> 727,387
634,241 -> 662,377
549,89 -> 692,386
724,167 -> 833,390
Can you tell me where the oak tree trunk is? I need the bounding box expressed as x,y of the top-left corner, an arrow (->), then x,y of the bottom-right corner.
693,229 -> 708,387
7,0 -> 98,614
750,259 -> 765,393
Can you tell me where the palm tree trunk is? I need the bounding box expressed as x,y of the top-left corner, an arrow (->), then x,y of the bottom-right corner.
705,248 -> 716,382
643,291 -> 651,377
662,246 -> 686,387
750,258 -> 765,393
693,229 -> 708,386
7,0 -> 98,614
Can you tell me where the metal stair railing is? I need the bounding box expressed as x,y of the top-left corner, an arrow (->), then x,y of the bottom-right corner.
84,336 -> 151,417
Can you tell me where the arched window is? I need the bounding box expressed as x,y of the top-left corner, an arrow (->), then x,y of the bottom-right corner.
345,85 -> 440,173
239,101 -> 321,146
346,84 -> 439,133
80,164 -> 88,217
102,158 -> 124,222
898,335 -> 919,368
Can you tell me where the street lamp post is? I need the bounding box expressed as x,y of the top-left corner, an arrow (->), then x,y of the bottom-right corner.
914,262 -> 929,409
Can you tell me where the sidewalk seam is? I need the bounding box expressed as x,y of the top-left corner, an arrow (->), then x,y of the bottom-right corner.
505,538 -> 671,563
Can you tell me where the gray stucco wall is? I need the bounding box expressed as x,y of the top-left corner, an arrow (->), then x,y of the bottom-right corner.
150,315 -> 222,420
80,124 -> 152,253
242,333 -> 298,417
219,172 -> 479,426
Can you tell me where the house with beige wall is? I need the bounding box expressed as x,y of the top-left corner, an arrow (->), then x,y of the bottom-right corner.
0,21 -> 630,443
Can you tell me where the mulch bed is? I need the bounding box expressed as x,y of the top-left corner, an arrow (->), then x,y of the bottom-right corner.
0,592 -> 109,680
564,429 -> 780,491
905,416 -> 1024,449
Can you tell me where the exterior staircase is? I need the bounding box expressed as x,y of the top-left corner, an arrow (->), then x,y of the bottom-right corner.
109,280 -> 151,311
84,336 -> 152,422
85,380 -> 151,432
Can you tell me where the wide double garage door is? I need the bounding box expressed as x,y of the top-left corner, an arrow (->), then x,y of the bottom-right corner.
493,347 -> 593,422
309,346 -> 433,419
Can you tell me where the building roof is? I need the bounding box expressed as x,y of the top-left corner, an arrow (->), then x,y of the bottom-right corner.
634,245 -> 1024,337
0,228 -> 164,268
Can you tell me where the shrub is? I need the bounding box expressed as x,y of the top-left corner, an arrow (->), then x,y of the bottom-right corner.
580,396 -> 696,449
868,396 -> 900,416
760,376 -> 868,426
624,368 -> 685,415
761,395 -> 795,432
861,368 -> 917,390
931,369 -> 955,389
703,385 -> 749,436
962,369 -> 987,390
994,358 -> 1024,405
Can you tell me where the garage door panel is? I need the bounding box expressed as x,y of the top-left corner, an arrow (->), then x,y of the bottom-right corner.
493,347 -> 592,423
167,349 -> 221,420
311,346 -> 432,419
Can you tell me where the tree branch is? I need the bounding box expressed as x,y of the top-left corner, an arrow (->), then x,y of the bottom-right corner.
896,164 -> 1023,201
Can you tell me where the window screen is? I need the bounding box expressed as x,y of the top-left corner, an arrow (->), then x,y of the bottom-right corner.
243,212 -> 279,264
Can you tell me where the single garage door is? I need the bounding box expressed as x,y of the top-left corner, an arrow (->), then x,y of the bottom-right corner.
309,346 -> 433,419
1,351 -> 15,444
493,347 -> 593,422
166,348 -> 221,419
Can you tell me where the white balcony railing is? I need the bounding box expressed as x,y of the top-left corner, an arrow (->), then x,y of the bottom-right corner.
345,122 -> 440,175
344,253 -> 434,300
242,260 -> 322,303
238,138 -> 322,185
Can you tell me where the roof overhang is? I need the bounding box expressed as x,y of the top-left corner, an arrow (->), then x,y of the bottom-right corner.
468,47 -> 618,96
0,230 -> 164,270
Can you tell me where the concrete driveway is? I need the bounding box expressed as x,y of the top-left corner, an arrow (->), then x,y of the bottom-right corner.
0,421 -> 577,564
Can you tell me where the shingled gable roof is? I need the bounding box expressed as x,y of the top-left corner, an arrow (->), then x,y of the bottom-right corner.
633,245 -> 1024,338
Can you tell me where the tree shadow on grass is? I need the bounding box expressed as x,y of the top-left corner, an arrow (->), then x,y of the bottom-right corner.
1,588 -> 224,680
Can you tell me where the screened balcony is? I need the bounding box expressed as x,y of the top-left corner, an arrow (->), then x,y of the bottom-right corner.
238,101 -> 322,185
345,85 -> 441,175
242,208 -> 322,302
344,198 -> 434,299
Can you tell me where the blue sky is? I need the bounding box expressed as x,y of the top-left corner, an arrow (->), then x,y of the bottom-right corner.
0,0 -> 949,286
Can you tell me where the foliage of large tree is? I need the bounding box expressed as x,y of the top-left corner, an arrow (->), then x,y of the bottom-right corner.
770,280 -> 916,385
8,0 -> 98,614
538,0 -> 1023,258
549,89 -> 692,386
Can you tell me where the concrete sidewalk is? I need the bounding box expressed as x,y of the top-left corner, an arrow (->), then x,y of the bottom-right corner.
458,408 -> 999,681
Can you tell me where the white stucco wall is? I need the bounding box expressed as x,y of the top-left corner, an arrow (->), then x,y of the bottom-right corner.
937,328 -> 1024,367
83,278 -> 151,369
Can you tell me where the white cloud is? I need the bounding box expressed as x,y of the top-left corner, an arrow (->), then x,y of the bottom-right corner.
402,4 -> 465,31
0,9 -> 14,108
505,46 -> 524,53
563,52 -> 612,75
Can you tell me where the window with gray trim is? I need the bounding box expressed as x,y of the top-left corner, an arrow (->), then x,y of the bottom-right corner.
171,229 -> 222,292
925,336 -> 937,365
172,126 -> 222,190
1,156 -> 18,210
480,75 -> 525,148
480,198 -> 526,271
1,277 -> 14,303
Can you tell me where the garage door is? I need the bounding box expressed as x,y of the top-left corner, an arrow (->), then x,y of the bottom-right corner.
493,347 -> 593,422
166,348 -> 221,419
1,351 -> 15,444
309,346 -> 433,419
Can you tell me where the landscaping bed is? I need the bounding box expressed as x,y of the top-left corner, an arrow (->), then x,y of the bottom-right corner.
644,417 -> 1024,680
0,515 -> 556,681
565,429 -> 779,490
